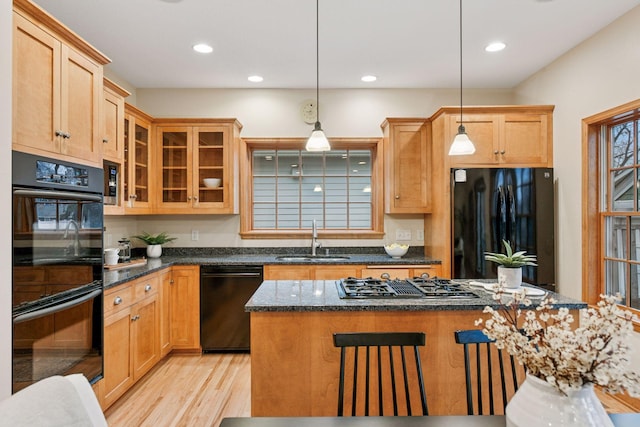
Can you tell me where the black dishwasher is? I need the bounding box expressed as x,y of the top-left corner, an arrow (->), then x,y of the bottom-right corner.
200,265 -> 263,352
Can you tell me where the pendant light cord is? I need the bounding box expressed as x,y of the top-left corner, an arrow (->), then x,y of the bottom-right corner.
459,0 -> 463,125
316,0 -> 320,124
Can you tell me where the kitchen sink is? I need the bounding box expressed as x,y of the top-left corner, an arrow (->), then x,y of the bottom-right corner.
275,255 -> 351,262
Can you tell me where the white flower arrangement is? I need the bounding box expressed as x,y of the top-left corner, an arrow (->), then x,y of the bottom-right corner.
475,290 -> 640,396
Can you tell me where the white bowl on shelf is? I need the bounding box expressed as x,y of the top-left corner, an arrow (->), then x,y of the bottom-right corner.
384,244 -> 409,259
203,178 -> 221,188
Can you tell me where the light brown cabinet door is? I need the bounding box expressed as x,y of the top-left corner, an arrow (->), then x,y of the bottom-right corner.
314,266 -> 361,280
448,114 -> 501,166
131,294 -> 159,380
382,119 -> 431,213
170,266 -> 200,350
263,265 -> 313,280
501,113 -> 550,165
103,307 -> 134,408
159,269 -> 172,357
60,45 -> 102,164
102,81 -> 127,162
13,13 -> 61,155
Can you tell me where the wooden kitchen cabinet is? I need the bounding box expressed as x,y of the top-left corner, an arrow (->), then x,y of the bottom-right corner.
361,264 -> 444,280
123,104 -> 154,214
264,264 -> 365,280
102,78 -> 129,162
154,119 -> 242,214
381,118 -> 431,213
169,265 -> 200,351
437,106 -> 554,168
158,268 -> 172,357
103,273 -> 160,408
12,2 -> 109,167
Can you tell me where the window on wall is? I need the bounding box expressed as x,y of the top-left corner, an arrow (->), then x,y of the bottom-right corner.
598,106 -> 640,312
240,138 -> 384,238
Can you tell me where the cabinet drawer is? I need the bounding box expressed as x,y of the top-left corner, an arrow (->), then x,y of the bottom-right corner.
104,284 -> 134,317
361,268 -> 411,280
134,276 -> 158,300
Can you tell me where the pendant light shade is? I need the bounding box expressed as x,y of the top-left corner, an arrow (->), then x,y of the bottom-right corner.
449,0 -> 475,156
306,0 -> 330,152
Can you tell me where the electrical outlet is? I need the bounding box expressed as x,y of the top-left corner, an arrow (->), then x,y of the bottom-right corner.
416,229 -> 424,241
396,229 -> 411,241
191,230 -> 199,241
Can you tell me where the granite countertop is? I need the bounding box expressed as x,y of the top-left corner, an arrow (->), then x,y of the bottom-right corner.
102,250 -> 440,289
245,279 -> 587,312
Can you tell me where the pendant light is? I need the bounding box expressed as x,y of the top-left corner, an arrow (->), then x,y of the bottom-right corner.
448,0 -> 476,156
306,0 -> 330,152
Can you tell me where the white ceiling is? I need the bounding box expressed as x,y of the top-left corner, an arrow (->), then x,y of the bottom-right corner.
33,0 -> 640,90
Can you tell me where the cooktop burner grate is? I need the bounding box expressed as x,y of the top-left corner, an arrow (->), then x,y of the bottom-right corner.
336,277 -> 480,299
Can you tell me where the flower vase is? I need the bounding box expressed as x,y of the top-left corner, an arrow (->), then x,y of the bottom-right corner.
146,244 -> 162,258
506,374 -> 613,427
497,266 -> 522,288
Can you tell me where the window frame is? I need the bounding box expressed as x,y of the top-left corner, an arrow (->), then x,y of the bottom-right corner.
239,137 -> 384,239
583,98 -> 640,331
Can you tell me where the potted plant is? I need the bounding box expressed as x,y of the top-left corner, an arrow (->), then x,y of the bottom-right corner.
131,231 -> 177,258
484,239 -> 537,288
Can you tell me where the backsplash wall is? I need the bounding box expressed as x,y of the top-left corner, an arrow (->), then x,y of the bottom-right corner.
103,215 -> 426,250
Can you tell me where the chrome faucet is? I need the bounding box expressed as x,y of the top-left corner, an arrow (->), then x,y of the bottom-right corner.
311,219 -> 322,256
63,219 -> 80,256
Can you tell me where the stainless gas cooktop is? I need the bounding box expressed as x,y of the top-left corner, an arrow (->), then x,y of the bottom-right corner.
336,277 -> 480,299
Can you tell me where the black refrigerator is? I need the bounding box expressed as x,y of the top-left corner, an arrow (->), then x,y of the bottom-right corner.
451,168 -> 555,288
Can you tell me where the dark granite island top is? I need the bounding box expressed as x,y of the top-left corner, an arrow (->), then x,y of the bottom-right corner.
247,280 -> 587,418
245,279 -> 586,312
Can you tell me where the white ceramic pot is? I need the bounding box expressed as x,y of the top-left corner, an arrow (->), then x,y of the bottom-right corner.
506,374 -> 613,427
497,266 -> 522,289
146,244 -> 162,258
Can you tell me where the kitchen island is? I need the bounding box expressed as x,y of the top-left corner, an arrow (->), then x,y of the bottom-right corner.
246,279 -> 586,416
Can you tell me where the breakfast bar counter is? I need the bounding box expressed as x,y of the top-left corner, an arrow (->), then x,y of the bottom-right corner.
246,280 -> 586,417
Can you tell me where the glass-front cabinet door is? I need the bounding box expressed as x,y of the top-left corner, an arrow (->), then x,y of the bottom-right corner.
123,105 -> 153,213
194,127 -> 225,207
157,127 -> 192,209
155,121 -> 239,213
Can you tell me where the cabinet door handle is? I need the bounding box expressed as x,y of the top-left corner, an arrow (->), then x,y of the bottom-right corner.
103,138 -> 109,143
55,130 -> 64,137
493,150 -> 499,155
395,195 -> 400,199
500,150 -> 505,155
170,279 -> 174,285
380,272 -> 390,280
114,296 -> 123,305
187,196 -> 192,201
194,196 -> 198,202
63,132 -> 71,139
145,284 -> 152,292
131,314 -> 139,322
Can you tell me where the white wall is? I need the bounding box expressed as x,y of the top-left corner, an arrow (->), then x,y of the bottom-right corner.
514,5 -> 640,300
1,0 -> 12,398
109,88 -> 513,250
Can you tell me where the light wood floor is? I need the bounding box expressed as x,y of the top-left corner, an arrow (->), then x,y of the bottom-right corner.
104,352 -> 635,426
104,353 -> 251,427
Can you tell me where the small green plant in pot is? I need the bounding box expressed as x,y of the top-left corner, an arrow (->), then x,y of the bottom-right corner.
484,240 -> 537,288
132,231 -> 177,258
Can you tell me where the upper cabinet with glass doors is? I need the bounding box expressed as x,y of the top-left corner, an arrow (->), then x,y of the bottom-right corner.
154,119 -> 241,214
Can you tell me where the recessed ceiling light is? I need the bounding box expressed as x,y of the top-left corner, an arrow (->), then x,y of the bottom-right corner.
361,75 -> 377,82
193,43 -> 213,54
248,75 -> 264,83
485,42 -> 506,52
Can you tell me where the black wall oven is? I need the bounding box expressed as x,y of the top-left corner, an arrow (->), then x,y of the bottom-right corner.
12,152 -> 104,393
